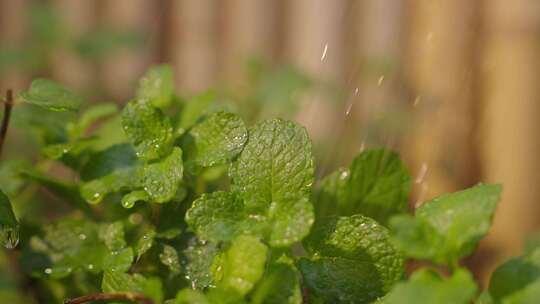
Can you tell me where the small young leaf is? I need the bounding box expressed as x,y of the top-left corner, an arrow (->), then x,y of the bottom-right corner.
489,247 -> 540,303
316,149 -> 411,225
172,289 -> 209,304
135,227 -> 156,258
102,271 -> 163,303
19,79 -> 82,111
98,222 -> 126,251
103,247 -> 133,273
178,90 -> 216,131
182,237 -> 220,290
121,100 -> 174,161
250,261 -> 302,304
80,143 -> 137,181
187,111 -> 248,167
136,64 -> 175,108
159,244 -> 181,275
80,167 -> 139,204
0,190 -> 19,249
381,269 -> 477,304
213,235 -> 268,295
186,191 -> 246,242
121,190 -> 149,209
172,288 -> 245,304
389,184 -> 501,265
140,147 -> 183,203
66,103 -> 118,139
300,215 -> 404,303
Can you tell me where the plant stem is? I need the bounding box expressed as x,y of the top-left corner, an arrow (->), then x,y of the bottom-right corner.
0,89 -> 13,158
63,292 -> 154,304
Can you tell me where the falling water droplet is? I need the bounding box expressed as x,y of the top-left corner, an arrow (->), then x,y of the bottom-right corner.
413,96 -> 421,107
415,162 -> 429,184
320,43 -> 329,62
345,103 -> 354,116
377,75 -> 385,86
122,197 -> 136,209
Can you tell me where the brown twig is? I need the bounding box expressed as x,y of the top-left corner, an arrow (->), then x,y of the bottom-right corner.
0,89 -> 13,158
63,292 -> 154,304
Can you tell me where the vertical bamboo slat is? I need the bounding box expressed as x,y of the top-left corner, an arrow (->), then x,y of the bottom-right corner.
100,0 -> 158,101
50,0 -> 94,91
285,0 -> 346,142
404,0 -> 479,202
220,0 -> 277,84
479,0 -> 540,271
352,0 -> 406,154
0,0 -> 28,92
170,0 -> 217,93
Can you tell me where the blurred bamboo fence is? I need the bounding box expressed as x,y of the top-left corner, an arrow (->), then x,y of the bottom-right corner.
2,0 -> 540,284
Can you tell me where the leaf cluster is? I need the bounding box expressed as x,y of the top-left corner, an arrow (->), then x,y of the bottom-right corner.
0,64 -> 535,304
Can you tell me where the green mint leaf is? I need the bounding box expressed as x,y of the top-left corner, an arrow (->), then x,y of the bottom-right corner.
186,111 -> 248,167
98,222 -> 126,251
172,288 -> 245,304
187,119 -> 315,246
231,118 -> 314,246
140,147 -> 183,203
0,160 -> 31,197
182,237 -> 220,290
250,261 -> 302,304
66,103 -> 118,139
231,118 -> 314,212
135,227 -> 156,259
136,64 -> 175,108
159,244 -> 181,275
0,190 -> 19,249
121,190 -> 149,209
80,167 -> 139,204
186,191 -> 246,242
499,280 -> 540,304
121,100 -> 174,161
316,149 -> 411,225
22,219 -> 132,278
80,143 -> 137,181
213,235 -> 268,295
381,269 -> 477,304
103,247 -> 134,273
489,247 -> 540,303
390,184 -> 501,265
388,214 -> 445,262
92,115 -> 129,150
172,289 -> 208,304
41,137 -> 95,160
102,271 -> 163,304
178,90 -> 216,131
299,215 -> 404,303
22,169 -> 91,213
19,79 -> 82,111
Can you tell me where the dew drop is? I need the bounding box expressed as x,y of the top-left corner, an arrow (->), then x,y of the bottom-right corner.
88,264 -> 94,270
44,268 -> 52,274
122,198 -> 135,209
78,233 -> 87,240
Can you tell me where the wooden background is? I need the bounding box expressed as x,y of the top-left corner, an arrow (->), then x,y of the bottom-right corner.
2,0 -> 540,284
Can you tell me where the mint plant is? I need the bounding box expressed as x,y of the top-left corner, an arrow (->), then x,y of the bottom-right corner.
0,64 -> 535,304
